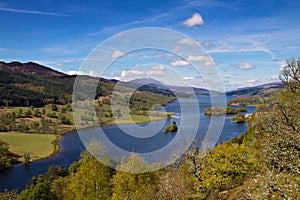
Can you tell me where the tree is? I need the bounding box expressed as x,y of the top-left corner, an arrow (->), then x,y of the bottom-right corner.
51,104 -> 58,112
112,154 -> 159,200
279,57 -> 300,91
253,58 -> 300,174
157,169 -> 191,200
0,140 -> 11,171
238,57 -> 300,198
164,121 -> 178,132
61,152 -> 112,200
34,108 -> 42,117
198,143 -> 258,191
0,190 -> 18,200
23,153 -> 31,166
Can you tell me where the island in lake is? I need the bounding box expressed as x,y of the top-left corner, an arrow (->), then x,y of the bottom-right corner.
204,106 -> 247,115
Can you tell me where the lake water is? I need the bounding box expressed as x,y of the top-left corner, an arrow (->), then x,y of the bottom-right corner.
0,96 -> 256,192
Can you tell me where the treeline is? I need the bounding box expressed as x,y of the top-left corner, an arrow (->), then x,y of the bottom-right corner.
228,89 -> 280,106
0,105 -> 72,134
0,140 -> 18,171
204,106 -> 247,115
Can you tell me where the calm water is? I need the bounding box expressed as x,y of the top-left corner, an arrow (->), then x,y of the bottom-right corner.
0,96 -> 256,192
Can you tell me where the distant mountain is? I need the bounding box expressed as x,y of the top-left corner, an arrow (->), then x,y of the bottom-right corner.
0,61 -> 66,76
128,78 -> 210,96
226,82 -> 284,96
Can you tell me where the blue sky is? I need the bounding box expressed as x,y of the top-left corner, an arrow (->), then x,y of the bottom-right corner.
1,0 -> 300,90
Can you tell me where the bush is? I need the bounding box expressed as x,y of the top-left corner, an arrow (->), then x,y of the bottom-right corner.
164,121 -> 178,132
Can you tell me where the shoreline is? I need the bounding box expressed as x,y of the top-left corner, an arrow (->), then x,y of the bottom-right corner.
8,112 -> 176,166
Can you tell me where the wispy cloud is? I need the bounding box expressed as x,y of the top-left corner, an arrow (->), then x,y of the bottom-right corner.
0,7 -> 70,17
41,39 -> 95,56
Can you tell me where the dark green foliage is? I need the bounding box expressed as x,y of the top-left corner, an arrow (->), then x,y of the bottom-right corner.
0,140 -> 10,171
59,114 -> 71,125
0,71 -> 74,107
51,104 -> 58,112
0,140 -> 17,171
0,124 -> 8,132
19,165 -> 69,200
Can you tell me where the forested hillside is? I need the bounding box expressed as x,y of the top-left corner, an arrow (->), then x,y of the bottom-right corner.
0,61 -> 176,109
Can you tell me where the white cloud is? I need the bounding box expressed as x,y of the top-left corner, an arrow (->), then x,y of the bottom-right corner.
246,79 -> 256,84
151,65 -> 166,71
186,55 -> 214,66
67,70 -> 98,77
121,65 -> 166,79
178,38 -> 197,45
170,59 -> 190,67
237,62 -> 255,70
111,50 -> 124,59
183,76 -> 195,80
121,69 -> 164,78
187,55 -> 209,62
182,13 -> 204,27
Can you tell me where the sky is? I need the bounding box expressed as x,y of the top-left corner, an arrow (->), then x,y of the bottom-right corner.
1,0 -> 300,90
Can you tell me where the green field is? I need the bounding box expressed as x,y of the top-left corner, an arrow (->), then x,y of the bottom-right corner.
0,132 -> 57,161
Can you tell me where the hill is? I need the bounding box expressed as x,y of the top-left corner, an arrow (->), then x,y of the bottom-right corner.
226,82 -> 284,96
0,61 -> 66,76
0,61 -> 175,109
227,82 -> 284,105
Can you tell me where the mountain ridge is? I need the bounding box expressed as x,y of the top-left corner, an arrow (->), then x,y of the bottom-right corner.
0,61 -> 66,77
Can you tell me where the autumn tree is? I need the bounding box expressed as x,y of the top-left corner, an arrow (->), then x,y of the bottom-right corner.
111,154 -> 159,200
157,168 -> 191,200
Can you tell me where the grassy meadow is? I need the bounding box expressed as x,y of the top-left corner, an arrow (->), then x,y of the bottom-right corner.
0,132 -> 57,161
